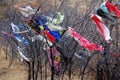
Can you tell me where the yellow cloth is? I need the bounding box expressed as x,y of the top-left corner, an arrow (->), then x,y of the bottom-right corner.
55,55 -> 60,62
39,26 -> 44,30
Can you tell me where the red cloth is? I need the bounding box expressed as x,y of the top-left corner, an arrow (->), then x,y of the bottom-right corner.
90,14 -> 111,43
45,30 -> 55,42
106,1 -> 120,18
39,31 -> 42,35
68,27 -> 103,51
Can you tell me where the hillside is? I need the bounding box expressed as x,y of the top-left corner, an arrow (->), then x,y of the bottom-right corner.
0,0 -> 120,80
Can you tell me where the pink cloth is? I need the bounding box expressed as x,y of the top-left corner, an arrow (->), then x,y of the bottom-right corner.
46,46 -> 60,73
68,27 -> 103,51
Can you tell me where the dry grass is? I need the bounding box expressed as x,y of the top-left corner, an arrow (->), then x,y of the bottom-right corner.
0,47 -> 28,80
0,6 -> 7,19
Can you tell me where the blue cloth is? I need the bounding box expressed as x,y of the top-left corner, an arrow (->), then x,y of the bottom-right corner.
116,2 -> 120,5
49,30 -> 60,40
18,25 -> 28,30
17,25 -> 26,28
100,2 -> 109,14
34,16 -> 47,26
13,33 -> 29,46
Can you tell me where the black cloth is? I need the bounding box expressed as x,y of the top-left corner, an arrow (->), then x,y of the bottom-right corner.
96,8 -> 115,23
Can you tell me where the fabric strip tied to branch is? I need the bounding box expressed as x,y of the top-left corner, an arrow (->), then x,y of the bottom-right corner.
105,1 -> 120,18
68,27 -> 103,51
90,14 -> 112,43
